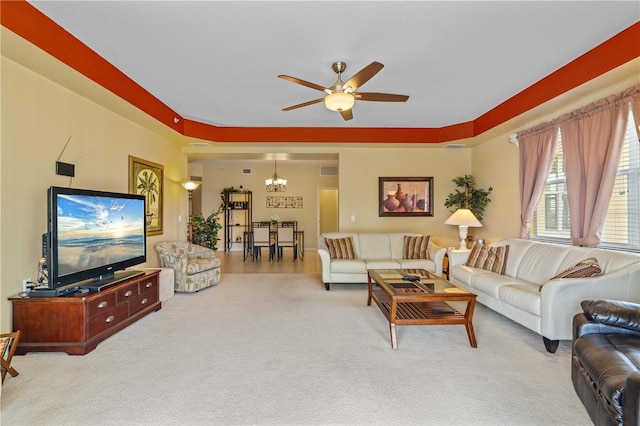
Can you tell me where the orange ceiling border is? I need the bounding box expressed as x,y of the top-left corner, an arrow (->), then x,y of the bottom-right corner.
2,1 -> 639,144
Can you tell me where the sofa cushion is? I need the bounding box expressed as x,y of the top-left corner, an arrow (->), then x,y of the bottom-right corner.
187,257 -> 221,275
398,258 -> 436,271
498,282 -> 542,316
553,257 -> 602,279
498,239 -> 578,285
573,333 -> 640,421
358,234 -> 392,260
326,237 -> 357,260
581,299 -> 640,333
469,271 -> 521,299
365,260 -> 401,270
466,243 -> 509,275
403,235 -> 430,259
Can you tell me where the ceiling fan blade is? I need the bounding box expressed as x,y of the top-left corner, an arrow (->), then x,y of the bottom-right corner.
278,75 -> 328,92
354,92 -> 409,102
343,61 -> 384,91
340,109 -> 353,121
282,98 -> 325,111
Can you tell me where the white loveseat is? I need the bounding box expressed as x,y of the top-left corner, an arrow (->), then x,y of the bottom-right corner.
317,232 -> 447,290
448,238 -> 640,352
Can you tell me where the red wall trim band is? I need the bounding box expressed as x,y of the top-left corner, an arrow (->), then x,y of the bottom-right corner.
2,1 -> 638,144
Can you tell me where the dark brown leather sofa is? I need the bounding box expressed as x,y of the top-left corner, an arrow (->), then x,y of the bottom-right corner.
572,299 -> 640,426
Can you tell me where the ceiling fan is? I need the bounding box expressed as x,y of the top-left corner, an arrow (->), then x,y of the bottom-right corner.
278,61 -> 409,121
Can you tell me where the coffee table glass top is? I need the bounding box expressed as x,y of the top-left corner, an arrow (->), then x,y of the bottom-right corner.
368,269 -> 468,295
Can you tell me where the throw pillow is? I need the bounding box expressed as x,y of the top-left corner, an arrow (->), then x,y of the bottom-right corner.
465,242 -> 486,267
465,243 -> 509,275
325,237 -> 356,260
403,235 -> 430,259
581,299 -> 640,333
552,258 -> 601,279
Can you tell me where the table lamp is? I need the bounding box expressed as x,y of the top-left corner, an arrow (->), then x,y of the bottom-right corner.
444,208 -> 482,249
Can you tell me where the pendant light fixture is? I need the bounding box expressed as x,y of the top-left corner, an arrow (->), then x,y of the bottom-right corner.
265,160 -> 287,192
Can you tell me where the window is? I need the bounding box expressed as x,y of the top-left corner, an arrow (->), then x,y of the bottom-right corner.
533,108 -> 640,252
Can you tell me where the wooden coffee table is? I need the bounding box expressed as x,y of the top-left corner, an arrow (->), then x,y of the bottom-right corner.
367,269 -> 477,349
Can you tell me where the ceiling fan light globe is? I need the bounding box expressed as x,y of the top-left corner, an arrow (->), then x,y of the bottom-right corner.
325,92 -> 355,112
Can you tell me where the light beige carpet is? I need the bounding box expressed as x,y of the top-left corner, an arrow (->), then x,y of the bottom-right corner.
1,273 -> 590,425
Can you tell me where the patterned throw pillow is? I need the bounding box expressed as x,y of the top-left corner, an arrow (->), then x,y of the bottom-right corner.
465,243 -> 510,275
326,237 -> 356,260
552,258 -> 601,279
403,235 -> 430,259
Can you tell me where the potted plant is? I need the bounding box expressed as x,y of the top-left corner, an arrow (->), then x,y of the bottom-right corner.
444,175 -> 493,221
191,205 -> 223,250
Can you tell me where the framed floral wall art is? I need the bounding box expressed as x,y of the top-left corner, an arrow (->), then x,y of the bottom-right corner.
129,156 -> 163,235
379,176 -> 434,217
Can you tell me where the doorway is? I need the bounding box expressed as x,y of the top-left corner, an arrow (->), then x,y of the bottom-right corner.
318,188 -> 338,236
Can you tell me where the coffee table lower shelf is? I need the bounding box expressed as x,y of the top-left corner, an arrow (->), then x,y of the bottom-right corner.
370,290 -> 477,349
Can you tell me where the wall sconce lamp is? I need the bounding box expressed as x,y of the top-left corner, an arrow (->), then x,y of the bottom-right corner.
181,180 -> 201,243
444,208 -> 483,249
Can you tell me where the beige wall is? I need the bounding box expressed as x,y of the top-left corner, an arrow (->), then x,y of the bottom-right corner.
0,56 -> 188,332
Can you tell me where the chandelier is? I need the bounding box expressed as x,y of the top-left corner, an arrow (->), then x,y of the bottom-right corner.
265,160 -> 287,192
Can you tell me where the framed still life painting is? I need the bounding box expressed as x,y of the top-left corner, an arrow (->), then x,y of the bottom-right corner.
129,156 -> 163,235
379,177 -> 434,217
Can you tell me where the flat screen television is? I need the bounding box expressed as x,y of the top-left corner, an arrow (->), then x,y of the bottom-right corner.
42,186 -> 147,295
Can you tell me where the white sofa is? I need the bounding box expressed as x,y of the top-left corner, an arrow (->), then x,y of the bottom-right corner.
317,232 -> 447,290
448,238 -> 640,352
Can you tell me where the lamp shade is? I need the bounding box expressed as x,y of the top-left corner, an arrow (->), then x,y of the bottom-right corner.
181,180 -> 201,191
324,92 -> 355,111
444,209 -> 482,227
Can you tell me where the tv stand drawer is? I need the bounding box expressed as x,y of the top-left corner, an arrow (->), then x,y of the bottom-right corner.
87,292 -> 117,317
88,303 -> 129,338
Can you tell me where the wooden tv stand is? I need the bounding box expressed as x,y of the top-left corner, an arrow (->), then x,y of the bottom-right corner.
9,270 -> 161,355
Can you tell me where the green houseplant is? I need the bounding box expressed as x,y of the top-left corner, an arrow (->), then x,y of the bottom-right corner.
191,205 -> 223,250
444,175 -> 493,221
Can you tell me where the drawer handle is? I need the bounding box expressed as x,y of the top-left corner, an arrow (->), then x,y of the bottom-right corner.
105,315 -> 115,323
141,298 -> 148,305
124,290 -> 134,297
98,301 -> 108,308
145,282 -> 153,288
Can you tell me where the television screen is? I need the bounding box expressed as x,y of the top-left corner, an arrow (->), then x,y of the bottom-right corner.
48,186 -> 147,290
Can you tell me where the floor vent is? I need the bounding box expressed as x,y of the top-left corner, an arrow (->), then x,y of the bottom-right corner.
242,168 -> 251,174
320,166 -> 338,176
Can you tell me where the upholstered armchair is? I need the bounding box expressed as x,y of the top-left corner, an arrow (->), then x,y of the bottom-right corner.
155,241 -> 222,293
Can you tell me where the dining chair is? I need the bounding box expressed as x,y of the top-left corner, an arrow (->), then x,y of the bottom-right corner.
252,223 -> 275,261
277,221 -> 298,261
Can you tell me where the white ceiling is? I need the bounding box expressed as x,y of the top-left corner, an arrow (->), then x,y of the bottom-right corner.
28,1 -> 639,129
